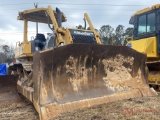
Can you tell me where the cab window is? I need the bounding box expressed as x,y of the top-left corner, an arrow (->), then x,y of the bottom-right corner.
138,15 -> 146,34
138,13 -> 155,34
147,13 -> 155,32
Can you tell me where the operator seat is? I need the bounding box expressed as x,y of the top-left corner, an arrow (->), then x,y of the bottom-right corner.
34,34 -> 46,50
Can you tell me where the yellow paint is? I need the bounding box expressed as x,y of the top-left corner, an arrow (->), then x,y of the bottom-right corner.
127,36 -> 160,83
129,4 -> 160,85
15,42 -> 32,58
148,75 -> 160,83
128,36 -> 158,58
22,42 -> 31,54
132,4 -> 160,17
15,6 -> 101,60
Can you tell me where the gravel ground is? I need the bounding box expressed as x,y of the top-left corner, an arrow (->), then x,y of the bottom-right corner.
0,99 -> 38,120
53,93 -> 160,120
0,94 -> 160,120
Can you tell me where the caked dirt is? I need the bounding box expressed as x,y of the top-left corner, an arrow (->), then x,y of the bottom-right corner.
0,93 -> 160,120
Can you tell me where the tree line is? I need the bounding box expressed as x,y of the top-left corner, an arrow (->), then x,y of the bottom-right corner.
76,24 -> 133,45
0,44 -> 14,64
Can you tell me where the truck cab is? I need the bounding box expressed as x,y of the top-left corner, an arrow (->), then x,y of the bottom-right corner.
127,4 -> 160,88
127,4 -> 160,60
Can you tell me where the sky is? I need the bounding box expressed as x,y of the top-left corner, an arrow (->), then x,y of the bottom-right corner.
0,0 -> 159,45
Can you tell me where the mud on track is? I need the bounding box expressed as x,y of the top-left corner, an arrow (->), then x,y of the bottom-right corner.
0,94 -> 160,120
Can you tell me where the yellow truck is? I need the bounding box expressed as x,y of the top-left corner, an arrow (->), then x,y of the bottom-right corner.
127,4 -> 160,90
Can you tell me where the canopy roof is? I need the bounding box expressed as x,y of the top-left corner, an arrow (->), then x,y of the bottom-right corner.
17,8 -> 66,24
131,4 -> 160,17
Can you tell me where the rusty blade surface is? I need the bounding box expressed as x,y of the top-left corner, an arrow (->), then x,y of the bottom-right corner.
0,75 -> 21,103
33,44 -> 156,119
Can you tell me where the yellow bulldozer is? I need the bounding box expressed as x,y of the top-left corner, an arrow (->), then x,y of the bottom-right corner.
7,5 -> 156,120
127,4 -> 160,90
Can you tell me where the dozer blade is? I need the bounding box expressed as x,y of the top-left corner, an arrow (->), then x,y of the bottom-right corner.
32,44 -> 156,119
0,75 -> 21,103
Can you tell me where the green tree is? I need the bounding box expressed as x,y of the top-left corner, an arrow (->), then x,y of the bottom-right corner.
76,25 -> 97,31
3,45 -> 10,55
99,25 -> 114,44
87,27 -> 90,30
114,25 -> 125,45
0,45 -> 14,64
123,27 -> 133,45
76,25 -> 85,29
0,53 -> 6,63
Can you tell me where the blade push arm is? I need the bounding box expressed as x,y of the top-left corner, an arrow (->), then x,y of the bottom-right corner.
84,13 -> 101,44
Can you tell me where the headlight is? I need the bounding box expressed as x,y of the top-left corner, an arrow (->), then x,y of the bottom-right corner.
127,43 -> 132,48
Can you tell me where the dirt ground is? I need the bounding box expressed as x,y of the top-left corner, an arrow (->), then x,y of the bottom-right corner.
0,94 -> 160,120
0,99 -> 38,120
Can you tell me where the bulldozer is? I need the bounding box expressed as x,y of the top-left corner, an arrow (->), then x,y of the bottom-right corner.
127,4 -> 160,90
7,5 -> 156,120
